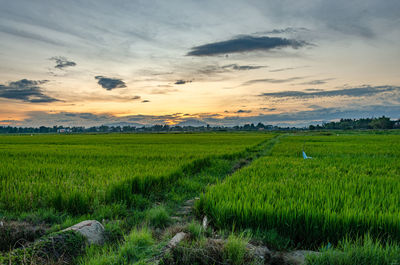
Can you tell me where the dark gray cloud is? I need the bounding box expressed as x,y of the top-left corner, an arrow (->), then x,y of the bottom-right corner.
236,109 -> 252,113
142,99 -> 150,103
176,119 -> 208,127
0,119 -> 18,123
222,64 -> 266,71
50,56 -> 76,69
0,79 -> 59,103
175,80 -> 192,85
305,88 -> 324,92
132,95 -> 141,100
259,85 -> 400,99
95,76 -> 126,90
260,107 -> 277,111
187,35 -> 310,56
79,113 -> 101,120
243,77 -> 303,85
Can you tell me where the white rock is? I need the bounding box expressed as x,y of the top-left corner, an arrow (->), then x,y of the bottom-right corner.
202,216 -> 208,230
63,220 -> 105,245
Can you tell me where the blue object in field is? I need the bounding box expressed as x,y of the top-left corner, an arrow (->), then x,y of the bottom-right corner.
302,151 -> 312,159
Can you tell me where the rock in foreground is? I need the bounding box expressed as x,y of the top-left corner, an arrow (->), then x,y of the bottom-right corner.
63,220 -> 105,245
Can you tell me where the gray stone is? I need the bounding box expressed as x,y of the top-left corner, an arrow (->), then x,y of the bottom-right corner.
281,250 -> 319,265
167,232 -> 186,248
248,243 -> 271,261
63,220 -> 105,245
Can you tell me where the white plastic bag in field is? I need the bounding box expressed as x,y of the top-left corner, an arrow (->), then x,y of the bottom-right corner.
302,151 -> 312,159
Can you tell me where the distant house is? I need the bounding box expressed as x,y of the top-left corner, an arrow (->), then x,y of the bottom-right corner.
57,128 -> 71,133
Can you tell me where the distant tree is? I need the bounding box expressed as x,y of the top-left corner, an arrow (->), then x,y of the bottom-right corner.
369,116 -> 394,129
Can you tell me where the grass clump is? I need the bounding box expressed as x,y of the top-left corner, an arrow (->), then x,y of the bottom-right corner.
147,206 -> 171,229
80,227 -> 155,265
103,221 -> 124,243
223,233 -> 250,265
306,235 -> 400,265
78,244 -> 118,265
162,232 -> 258,265
161,237 -> 222,265
118,227 -> 155,263
185,221 -> 205,240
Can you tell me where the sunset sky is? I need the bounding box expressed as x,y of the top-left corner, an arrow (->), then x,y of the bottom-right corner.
0,0 -> 399,127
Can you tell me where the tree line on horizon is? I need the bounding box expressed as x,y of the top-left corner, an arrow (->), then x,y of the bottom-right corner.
0,116 -> 398,134
309,116 -> 399,130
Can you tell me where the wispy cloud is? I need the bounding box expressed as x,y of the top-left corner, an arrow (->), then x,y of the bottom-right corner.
269,66 -> 309,72
243,77 -> 304,85
150,88 -> 179,95
221,64 -> 266,71
269,67 -> 296,72
95,76 -> 126,90
0,79 -> 59,103
187,35 -> 310,56
256,27 -> 310,35
297,78 -> 334,85
259,85 -> 400,98
50,56 -> 76,69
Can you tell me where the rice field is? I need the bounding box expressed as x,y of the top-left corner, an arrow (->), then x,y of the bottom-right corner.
0,133 -> 270,215
198,134 -> 400,246
2,131 -> 400,263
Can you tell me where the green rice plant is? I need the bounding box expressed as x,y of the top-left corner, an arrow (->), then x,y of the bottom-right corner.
306,235 -> 400,265
199,135 -> 400,247
0,133 -> 270,218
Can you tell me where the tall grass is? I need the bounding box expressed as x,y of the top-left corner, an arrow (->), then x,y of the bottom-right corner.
198,135 -> 400,247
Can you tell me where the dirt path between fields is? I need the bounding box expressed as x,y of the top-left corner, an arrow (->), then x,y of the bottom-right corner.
149,135 -> 319,265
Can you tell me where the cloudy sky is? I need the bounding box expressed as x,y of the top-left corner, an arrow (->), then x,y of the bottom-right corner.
0,0 -> 399,127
